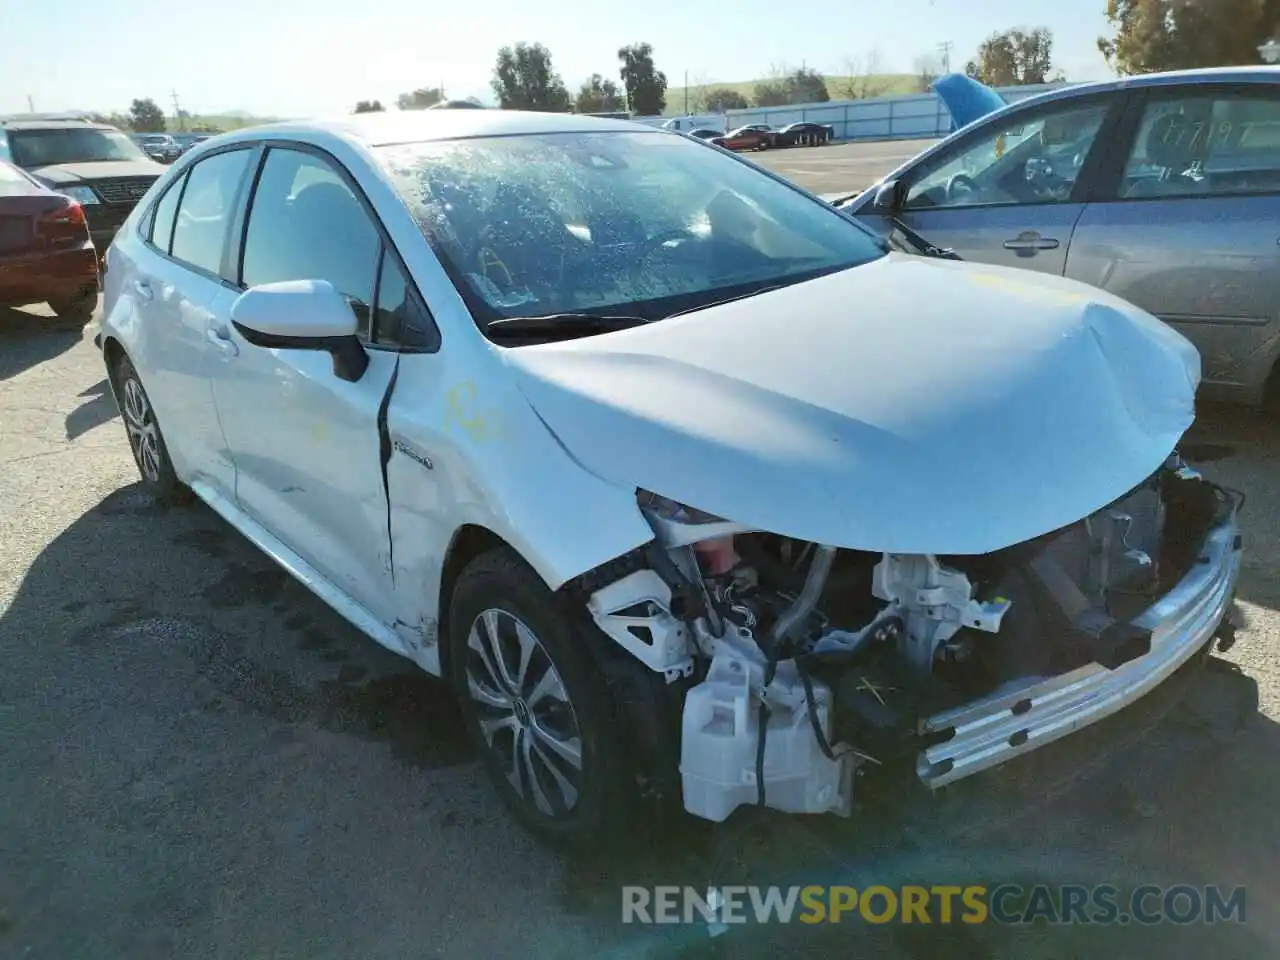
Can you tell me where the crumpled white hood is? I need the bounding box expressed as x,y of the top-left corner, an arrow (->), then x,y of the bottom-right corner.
503,254 -> 1200,555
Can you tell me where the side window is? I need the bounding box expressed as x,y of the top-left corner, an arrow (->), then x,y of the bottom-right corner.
373,251 -> 437,349
170,149 -> 252,277
904,101 -> 1110,210
148,173 -> 185,254
1118,93 -> 1280,199
241,148 -> 380,338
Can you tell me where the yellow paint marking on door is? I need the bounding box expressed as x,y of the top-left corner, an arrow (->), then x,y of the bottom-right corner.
445,380 -> 505,442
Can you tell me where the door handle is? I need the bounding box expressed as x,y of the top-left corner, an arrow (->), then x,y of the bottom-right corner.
133,279 -> 153,301
206,326 -> 239,357
1003,233 -> 1060,252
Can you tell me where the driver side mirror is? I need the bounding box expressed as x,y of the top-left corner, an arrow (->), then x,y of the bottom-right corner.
230,279 -> 369,383
871,179 -> 904,212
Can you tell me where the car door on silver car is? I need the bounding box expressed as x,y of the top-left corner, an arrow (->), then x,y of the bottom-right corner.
210,145 -> 405,621
868,96 -> 1118,275
1065,86 -> 1280,405
130,147 -> 255,499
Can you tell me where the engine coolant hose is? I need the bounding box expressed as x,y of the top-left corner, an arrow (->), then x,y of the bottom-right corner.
757,546 -> 839,807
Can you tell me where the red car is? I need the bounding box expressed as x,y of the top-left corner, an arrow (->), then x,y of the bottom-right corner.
711,125 -> 774,151
0,159 -> 99,323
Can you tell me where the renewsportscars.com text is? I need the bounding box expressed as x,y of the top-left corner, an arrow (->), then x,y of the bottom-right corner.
622,884 -> 1247,926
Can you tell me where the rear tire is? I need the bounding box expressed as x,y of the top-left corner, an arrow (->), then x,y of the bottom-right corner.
111,354 -> 194,506
1263,362 -> 1280,417
448,547 -> 631,849
48,289 -> 96,324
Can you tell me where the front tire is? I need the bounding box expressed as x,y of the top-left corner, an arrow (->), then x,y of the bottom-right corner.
112,354 -> 194,506
48,289 -> 96,324
448,548 -> 629,848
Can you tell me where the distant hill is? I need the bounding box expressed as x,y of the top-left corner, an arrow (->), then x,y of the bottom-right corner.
661,73 -> 923,116
181,112 -> 279,132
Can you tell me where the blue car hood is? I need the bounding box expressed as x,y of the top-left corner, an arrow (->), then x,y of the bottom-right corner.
933,73 -> 1006,128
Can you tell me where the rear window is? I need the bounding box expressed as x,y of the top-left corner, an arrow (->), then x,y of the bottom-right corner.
9,127 -> 148,167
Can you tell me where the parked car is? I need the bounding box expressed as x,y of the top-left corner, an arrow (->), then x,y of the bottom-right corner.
774,121 -> 835,146
97,110 -> 1241,847
711,125 -> 773,151
662,115 -> 727,134
1,115 -> 167,254
0,159 -> 99,321
171,133 -> 213,154
686,128 -> 723,140
133,133 -> 183,164
842,66 -> 1280,409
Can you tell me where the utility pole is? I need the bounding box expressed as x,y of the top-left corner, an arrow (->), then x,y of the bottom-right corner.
684,69 -> 689,114
938,41 -> 953,74
170,89 -> 185,130
26,94 -> 35,113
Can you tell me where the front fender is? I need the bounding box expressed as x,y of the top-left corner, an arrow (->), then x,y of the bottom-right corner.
385,350 -> 655,667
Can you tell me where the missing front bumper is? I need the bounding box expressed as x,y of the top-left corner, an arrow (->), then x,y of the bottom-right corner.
916,490 -> 1243,789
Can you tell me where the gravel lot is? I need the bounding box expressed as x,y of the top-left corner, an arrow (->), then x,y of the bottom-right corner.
1,142 -> 1277,959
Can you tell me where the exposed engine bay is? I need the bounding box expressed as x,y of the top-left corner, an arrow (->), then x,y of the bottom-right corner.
581,453 -> 1240,823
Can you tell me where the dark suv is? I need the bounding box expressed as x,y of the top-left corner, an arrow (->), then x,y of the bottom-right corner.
0,115 -> 167,254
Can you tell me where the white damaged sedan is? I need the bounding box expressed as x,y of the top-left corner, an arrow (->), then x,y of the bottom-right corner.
97,110 -> 1243,846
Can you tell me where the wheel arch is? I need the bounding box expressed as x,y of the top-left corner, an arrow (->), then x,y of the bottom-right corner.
101,334 -> 128,400
436,523 -> 518,679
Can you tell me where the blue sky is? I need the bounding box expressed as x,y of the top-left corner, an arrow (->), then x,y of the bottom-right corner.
1,0 -> 1114,118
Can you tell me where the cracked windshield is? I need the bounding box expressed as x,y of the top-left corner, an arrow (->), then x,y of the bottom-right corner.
2,0 -> 1278,958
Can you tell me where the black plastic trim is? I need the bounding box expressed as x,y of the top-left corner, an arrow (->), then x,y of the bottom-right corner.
234,140 -> 441,354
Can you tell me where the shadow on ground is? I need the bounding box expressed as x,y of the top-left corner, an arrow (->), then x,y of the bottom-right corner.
0,485 -> 488,957
0,306 -> 89,381
563,654 -> 1278,959
0,418 -> 1277,957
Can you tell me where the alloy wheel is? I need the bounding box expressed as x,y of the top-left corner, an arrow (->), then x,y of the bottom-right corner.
120,376 -> 161,483
464,608 -> 584,817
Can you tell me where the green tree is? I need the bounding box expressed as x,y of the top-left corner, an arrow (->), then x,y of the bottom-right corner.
753,68 -> 829,107
396,87 -> 444,110
786,67 -> 830,104
965,27 -> 1055,85
1099,0 -> 1280,75
128,98 -> 166,132
704,87 -> 749,112
491,43 -> 572,111
354,100 -> 385,113
575,74 -> 625,113
752,80 -> 790,107
618,43 -> 668,116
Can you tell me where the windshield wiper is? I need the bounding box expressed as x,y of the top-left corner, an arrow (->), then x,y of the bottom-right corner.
661,283 -> 788,321
885,217 -> 962,261
485,312 -> 651,334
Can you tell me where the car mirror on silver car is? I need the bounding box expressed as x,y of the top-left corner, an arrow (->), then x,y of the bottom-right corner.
230,279 -> 369,382
871,179 -> 903,212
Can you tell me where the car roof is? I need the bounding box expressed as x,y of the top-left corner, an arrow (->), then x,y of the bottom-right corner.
1,117 -> 110,131
1009,65 -> 1280,111
225,109 -> 647,149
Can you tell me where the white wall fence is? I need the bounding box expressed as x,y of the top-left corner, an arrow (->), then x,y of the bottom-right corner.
631,81 -> 1070,141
